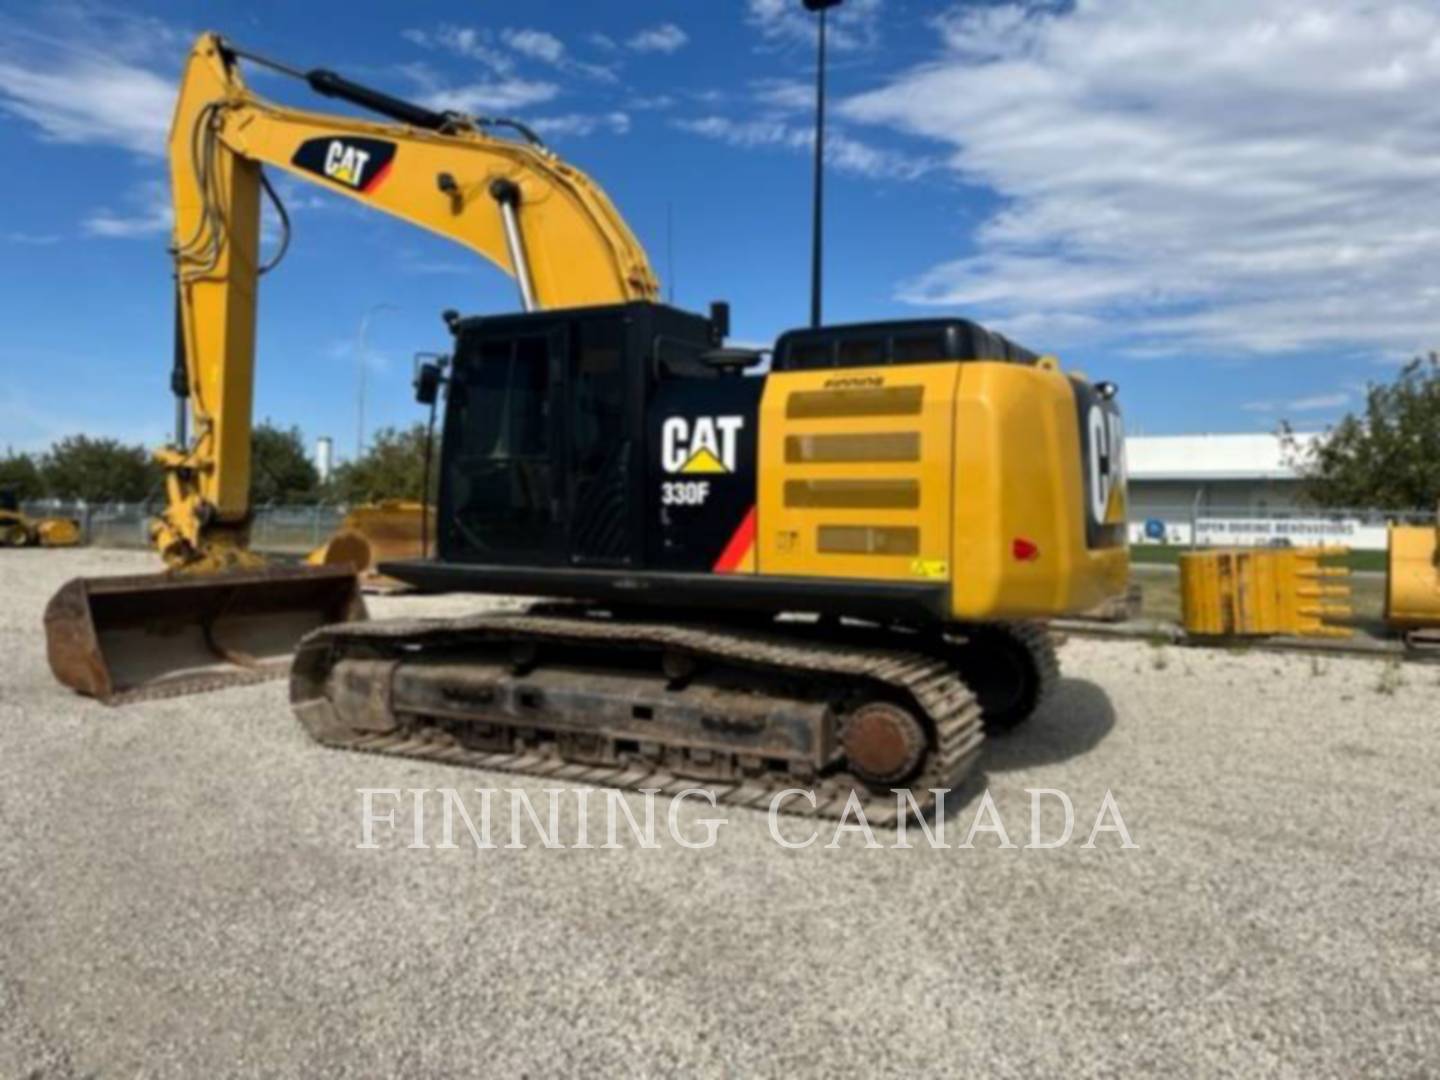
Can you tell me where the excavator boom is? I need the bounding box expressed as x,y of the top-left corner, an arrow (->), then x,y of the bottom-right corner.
46,33 -> 659,702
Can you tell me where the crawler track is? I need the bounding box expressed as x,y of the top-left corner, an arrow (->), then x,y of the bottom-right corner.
950,620 -> 1060,731
291,611 -> 989,825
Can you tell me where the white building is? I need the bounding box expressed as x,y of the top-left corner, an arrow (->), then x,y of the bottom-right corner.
1123,432 -> 1391,550
1126,433 -> 1319,518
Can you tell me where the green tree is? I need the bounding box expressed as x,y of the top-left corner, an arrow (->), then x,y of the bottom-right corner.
251,421 -> 320,504
40,436 -> 159,502
1284,353 -> 1440,511
330,423 -> 438,504
0,451 -> 44,500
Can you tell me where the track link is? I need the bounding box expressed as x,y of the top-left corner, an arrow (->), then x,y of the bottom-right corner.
291,611 -> 986,825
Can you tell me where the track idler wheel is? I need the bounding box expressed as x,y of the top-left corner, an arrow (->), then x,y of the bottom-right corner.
842,701 -> 927,785
951,624 -> 1055,734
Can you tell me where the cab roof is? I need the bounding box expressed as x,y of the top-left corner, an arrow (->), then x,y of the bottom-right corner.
773,318 -> 1040,372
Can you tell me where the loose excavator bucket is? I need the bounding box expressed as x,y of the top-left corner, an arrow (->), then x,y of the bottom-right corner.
306,501 -> 433,592
44,565 -> 366,704
1386,514 -> 1440,638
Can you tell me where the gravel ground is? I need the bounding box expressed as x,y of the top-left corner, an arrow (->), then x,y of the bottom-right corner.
2,549 -> 1436,1078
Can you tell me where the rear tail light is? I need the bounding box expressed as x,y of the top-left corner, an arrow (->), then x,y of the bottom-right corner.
1012,537 -> 1040,562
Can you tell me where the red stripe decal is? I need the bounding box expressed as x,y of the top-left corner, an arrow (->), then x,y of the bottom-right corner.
361,159 -> 394,194
712,505 -> 756,573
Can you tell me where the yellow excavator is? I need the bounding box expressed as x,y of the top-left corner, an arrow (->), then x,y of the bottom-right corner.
47,34 -> 1130,819
1,488 -> 80,548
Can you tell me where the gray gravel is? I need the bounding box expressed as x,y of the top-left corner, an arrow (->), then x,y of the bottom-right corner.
2,549 -> 1437,1078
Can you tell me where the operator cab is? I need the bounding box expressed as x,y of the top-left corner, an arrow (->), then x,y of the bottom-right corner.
431,301 -> 763,574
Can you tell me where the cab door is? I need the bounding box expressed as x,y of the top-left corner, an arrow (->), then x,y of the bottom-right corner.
565,315 -> 638,567
440,326 -> 566,565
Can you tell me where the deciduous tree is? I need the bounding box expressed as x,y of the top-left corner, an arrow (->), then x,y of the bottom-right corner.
251,421 -> 320,504
40,436 -> 158,502
1285,353 -> 1440,511
329,424 -> 437,505
0,451 -> 44,500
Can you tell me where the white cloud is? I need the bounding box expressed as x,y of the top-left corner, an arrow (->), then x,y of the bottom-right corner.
589,33 -> 619,53
1242,392 -> 1351,414
420,80 -> 559,114
401,63 -> 559,115
406,25 -> 617,84
750,78 -> 813,112
531,112 -> 631,138
499,26 -> 618,83
402,25 -> 514,73
6,232 -> 60,245
627,24 -> 689,55
674,116 -> 933,181
841,0 -> 1440,358
83,180 -> 171,238
502,28 -> 565,65
746,0 -> 883,52
0,54 -> 172,157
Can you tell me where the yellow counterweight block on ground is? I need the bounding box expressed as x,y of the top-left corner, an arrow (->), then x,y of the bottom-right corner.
757,359 -> 1130,621
1179,547 -> 1353,638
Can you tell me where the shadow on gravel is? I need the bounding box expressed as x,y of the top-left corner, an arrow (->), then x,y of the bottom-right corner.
981,678 -> 1116,773
924,680 -> 1117,826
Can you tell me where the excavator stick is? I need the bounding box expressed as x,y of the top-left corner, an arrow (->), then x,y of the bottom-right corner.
45,564 -> 365,704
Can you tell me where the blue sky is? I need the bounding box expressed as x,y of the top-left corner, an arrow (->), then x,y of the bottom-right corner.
2,0 -> 1438,458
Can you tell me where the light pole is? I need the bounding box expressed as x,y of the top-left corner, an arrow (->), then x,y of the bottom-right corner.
804,0 -> 842,328
355,303 -> 398,459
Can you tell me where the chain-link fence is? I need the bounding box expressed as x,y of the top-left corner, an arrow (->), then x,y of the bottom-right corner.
1128,504 -> 1433,551
18,500 -> 348,556
19,498 -> 1435,556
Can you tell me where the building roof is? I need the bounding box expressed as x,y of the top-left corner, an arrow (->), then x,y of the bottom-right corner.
1126,433 -> 1321,482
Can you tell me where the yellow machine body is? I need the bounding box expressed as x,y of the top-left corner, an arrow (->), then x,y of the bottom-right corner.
759,360 -> 1129,620
1386,520 -> 1440,630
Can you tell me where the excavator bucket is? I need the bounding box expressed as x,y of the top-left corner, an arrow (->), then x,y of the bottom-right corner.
307,501 -> 433,592
1386,517 -> 1440,640
44,565 -> 366,704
